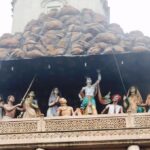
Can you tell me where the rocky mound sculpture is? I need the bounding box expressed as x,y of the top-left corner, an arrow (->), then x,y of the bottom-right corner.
0,5 -> 150,60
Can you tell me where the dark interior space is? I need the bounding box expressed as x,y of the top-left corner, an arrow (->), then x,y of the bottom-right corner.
0,52 -> 150,115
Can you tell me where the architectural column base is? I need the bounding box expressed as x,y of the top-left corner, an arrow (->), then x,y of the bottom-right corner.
127,145 -> 140,150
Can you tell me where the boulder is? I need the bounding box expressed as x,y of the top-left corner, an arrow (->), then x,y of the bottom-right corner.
60,5 -> 80,16
132,46 -> 149,52
26,50 -> 45,58
0,37 -> 19,48
47,48 -> 65,56
44,20 -> 63,30
0,48 -> 9,60
95,32 -> 119,44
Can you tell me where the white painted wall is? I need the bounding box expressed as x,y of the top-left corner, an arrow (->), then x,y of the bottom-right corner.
12,0 -> 109,33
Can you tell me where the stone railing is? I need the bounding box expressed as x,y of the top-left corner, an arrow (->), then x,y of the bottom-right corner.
0,113 -> 150,149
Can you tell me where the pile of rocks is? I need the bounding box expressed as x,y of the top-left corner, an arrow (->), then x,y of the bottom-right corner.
0,5 -> 150,60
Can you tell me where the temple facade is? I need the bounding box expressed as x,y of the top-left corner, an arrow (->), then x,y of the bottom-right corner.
11,0 -> 110,33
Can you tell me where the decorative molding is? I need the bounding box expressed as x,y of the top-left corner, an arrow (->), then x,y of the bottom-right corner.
0,114 -> 150,149
41,0 -> 67,8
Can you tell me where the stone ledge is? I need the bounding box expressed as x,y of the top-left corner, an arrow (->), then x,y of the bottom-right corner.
0,113 -> 150,149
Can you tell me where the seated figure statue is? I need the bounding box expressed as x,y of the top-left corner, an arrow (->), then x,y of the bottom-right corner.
123,86 -> 145,113
101,94 -> 123,114
78,71 -> 101,115
57,98 -> 74,116
23,91 -> 43,118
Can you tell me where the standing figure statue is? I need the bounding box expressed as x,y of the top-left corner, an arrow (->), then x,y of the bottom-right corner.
23,91 -> 43,118
57,98 -> 74,116
101,94 -> 123,114
47,88 -> 61,117
123,86 -> 144,113
3,95 -> 22,119
79,70 -> 101,115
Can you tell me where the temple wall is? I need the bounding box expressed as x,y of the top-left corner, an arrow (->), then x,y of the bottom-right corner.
11,0 -> 109,33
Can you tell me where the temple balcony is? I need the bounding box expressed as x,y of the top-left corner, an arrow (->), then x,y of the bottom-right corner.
0,113 -> 150,150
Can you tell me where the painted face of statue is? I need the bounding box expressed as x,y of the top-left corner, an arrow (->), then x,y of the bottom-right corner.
29,91 -> 35,98
9,95 -> 15,103
86,77 -> 92,86
53,88 -> 59,95
112,94 -> 121,102
130,86 -> 136,95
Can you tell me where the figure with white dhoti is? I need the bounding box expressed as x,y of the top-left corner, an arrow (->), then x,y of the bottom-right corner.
79,71 -> 101,115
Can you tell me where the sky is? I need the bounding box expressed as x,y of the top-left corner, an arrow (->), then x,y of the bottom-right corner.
0,0 -> 150,36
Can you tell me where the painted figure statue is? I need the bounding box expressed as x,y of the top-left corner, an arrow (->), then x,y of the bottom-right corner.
101,94 -> 123,114
123,86 -> 145,113
139,94 -> 150,112
78,70 -> 101,115
57,98 -> 74,116
47,88 -> 61,117
23,91 -> 43,118
0,95 -> 4,119
3,95 -> 22,119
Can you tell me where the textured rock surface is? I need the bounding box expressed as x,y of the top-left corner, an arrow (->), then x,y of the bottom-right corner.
0,5 -> 150,60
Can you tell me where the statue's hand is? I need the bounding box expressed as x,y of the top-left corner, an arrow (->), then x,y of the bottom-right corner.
123,96 -> 127,101
17,103 -> 22,107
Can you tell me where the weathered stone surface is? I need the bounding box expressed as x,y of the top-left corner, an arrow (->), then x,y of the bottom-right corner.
0,5 -> 149,60
0,48 -> 9,59
0,37 -> 19,48
95,32 -> 119,44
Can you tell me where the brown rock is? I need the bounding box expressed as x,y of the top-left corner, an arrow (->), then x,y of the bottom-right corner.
93,13 -> 107,23
10,48 -> 27,58
47,48 -> 65,56
44,20 -> 63,30
85,23 -> 106,35
68,24 -> 82,32
80,33 -> 93,42
0,37 -> 19,48
88,46 -> 103,55
95,32 -> 119,44
71,32 -> 82,42
0,48 -> 9,59
26,50 -> 45,58
65,16 -> 81,26
103,45 -> 124,53
60,5 -> 80,16
132,46 -> 149,52
108,23 -> 124,34
71,47 -> 84,55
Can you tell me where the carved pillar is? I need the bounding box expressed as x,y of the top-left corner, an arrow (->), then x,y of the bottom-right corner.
127,145 -> 140,150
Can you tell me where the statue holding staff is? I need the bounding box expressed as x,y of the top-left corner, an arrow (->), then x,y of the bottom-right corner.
23,91 -> 43,118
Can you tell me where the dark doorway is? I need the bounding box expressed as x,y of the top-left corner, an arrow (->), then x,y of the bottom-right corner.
0,52 -> 150,115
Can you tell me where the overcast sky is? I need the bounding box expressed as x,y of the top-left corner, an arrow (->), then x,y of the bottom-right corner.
0,0 -> 150,36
